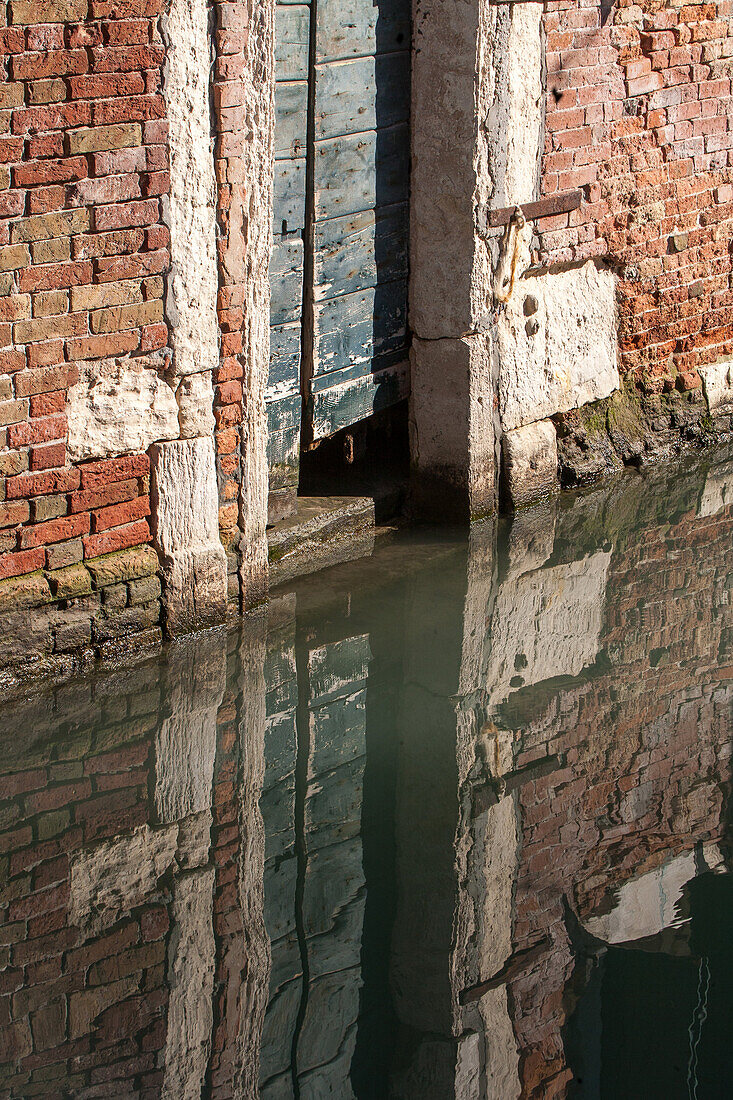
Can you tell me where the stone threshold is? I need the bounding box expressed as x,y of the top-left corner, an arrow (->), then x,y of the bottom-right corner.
268,491 -> 399,590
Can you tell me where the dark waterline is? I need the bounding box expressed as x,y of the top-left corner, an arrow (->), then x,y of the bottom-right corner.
1,446 -> 732,1098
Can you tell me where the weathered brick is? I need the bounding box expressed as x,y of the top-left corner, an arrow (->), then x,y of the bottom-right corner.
10,210 -> 90,244
0,552 -> 48,584
0,500 -> 30,528
19,512 -> 90,549
0,245 -> 30,271
6,468 -> 80,499
10,0 -> 88,22
31,493 -> 67,522
14,366 -> 75,398
8,415 -> 67,447
79,454 -> 149,490
67,123 -> 142,155
30,441 -> 67,471
83,518 -> 150,558
45,536 -> 84,570
92,495 -> 150,532
84,542 -> 158,586
0,399 -> 29,427
89,299 -> 163,333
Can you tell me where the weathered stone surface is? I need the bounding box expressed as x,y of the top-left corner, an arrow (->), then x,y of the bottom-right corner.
155,634 -> 225,823
149,438 -> 227,634
268,495 -> 375,589
700,359 -> 733,415
161,0 -> 219,382
498,261 -> 619,431
162,868 -> 216,1100
176,370 -> 216,438
501,419 -> 558,509
67,358 -> 179,461
0,571 -> 52,611
698,458 -> 733,518
47,563 -> 92,600
409,335 -> 496,521
505,500 -> 557,577
486,550 -> 612,707
69,823 -> 178,934
86,545 -> 160,588
177,811 -> 212,870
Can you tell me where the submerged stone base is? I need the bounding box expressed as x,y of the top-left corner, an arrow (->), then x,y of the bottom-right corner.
0,545 -> 163,697
555,383 -> 733,489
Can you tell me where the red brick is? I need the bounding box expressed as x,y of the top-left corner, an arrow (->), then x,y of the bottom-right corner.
19,512 -> 90,549
6,467 -> 80,499
83,518 -> 150,557
13,157 -> 89,188
92,494 -> 150,532
0,547 -> 46,579
79,454 -> 149,490
69,478 -> 139,513
7,415 -> 67,448
18,261 -> 93,293
30,441 -> 67,471
29,392 -> 67,417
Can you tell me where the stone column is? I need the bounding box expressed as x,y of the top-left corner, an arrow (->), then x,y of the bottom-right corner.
213,0 -> 275,611
155,0 -> 229,632
409,0 -> 499,522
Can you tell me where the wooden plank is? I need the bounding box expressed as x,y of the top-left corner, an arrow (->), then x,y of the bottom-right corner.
314,54 -> 409,141
310,348 -> 405,392
313,124 -> 409,221
268,321 -> 302,394
313,279 -> 407,376
267,393 -> 302,466
269,238 -> 304,326
315,0 -> 409,64
310,359 -> 409,439
273,157 -> 306,233
275,4 -> 310,80
485,190 -> 582,227
313,203 -> 408,299
274,80 -> 308,160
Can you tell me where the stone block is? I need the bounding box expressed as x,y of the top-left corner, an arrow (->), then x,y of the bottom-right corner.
150,438 -> 227,634
502,420 -> 559,509
66,357 -> 179,462
47,563 -> 93,600
699,360 -> 733,415
86,544 -> 160,588
498,261 -> 619,432
176,371 -> 215,438
0,572 -> 52,611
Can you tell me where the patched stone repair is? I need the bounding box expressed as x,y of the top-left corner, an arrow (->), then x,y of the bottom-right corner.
67,358 -> 179,462
150,439 -> 228,635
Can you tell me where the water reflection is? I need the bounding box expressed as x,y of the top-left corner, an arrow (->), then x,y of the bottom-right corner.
0,448 -> 731,1098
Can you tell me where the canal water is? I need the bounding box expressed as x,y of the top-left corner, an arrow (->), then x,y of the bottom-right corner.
0,446 -> 731,1099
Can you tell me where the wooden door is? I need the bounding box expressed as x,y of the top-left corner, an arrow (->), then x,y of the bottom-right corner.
267,0 -> 411,520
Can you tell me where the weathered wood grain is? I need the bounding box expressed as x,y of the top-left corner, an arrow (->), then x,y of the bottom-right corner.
272,157 -> 306,232
274,79 -> 308,160
311,359 -> 409,438
313,279 -> 407,376
269,238 -> 304,326
268,321 -> 302,393
316,0 -> 410,63
313,202 -> 408,299
313,124 -> 409,220
314,54 -> 410,141
275,4 -> 310,80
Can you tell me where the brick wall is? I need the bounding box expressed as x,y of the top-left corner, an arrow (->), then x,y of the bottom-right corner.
0,0 -> 170,586
501,500 -> 733,1097
539,0 -> 733,387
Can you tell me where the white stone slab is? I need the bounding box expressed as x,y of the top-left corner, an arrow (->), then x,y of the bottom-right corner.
67,358 -> 178,461
498,261 -> 619,431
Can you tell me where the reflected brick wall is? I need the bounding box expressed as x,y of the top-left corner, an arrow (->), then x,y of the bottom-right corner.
503,502 -> 733,1098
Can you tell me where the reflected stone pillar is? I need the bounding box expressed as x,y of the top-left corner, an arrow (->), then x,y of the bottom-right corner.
389,523 -> 523,1097
157,633 -> 227,1100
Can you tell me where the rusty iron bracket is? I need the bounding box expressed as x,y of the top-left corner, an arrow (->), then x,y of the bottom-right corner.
485,190 -> 582,228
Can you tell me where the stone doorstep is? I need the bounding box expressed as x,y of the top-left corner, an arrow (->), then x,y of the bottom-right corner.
267,495 -> 378,590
